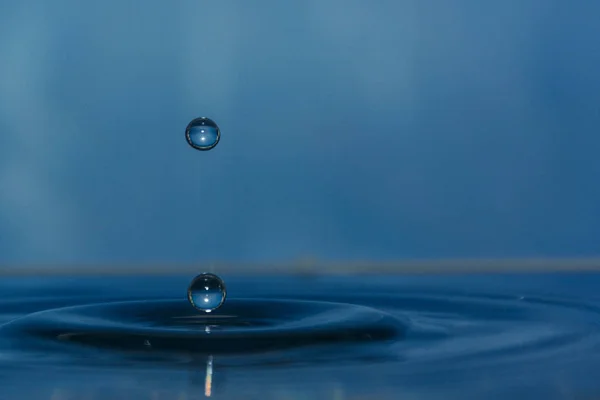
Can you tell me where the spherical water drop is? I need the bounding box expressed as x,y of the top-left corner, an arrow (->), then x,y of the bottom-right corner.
185,117 -> 220,151
187,273 -> 227,312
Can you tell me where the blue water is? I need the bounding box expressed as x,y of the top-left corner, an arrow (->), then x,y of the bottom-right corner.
1,272 -> 600,399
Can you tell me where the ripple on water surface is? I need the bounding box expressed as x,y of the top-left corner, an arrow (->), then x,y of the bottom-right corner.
2,275 -> 600,399
0,298 -> 405,367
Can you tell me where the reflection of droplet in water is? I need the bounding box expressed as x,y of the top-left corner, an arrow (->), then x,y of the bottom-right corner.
185,117 -> 220,151
205,355 -> 213,397
187,273 -> 227,312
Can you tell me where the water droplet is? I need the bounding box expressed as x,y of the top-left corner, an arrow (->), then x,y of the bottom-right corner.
185,117 -> 220,151
187,273 -> 227,312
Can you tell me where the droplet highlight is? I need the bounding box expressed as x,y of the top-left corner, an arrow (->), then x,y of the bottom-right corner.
187,273 -> 227,312
185,117 -> 220,151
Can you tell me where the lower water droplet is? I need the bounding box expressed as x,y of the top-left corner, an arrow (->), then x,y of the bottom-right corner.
187,273 -> 227,312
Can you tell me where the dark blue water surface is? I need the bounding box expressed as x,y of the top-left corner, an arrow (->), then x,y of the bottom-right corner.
1,272 -> 600,399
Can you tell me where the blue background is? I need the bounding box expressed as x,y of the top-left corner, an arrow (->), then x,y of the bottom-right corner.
1,1 -> 599,265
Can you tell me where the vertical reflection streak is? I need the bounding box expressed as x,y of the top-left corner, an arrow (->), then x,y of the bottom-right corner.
205,355 -> 213,397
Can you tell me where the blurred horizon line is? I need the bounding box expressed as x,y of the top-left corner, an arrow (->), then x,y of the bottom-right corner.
2,256 -> 600,276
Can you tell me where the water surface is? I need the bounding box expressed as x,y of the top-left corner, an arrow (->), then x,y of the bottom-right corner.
1,272 -> 600,399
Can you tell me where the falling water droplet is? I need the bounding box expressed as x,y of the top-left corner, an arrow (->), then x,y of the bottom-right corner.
185,117 -> 221,151
187,273 -> 227,312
